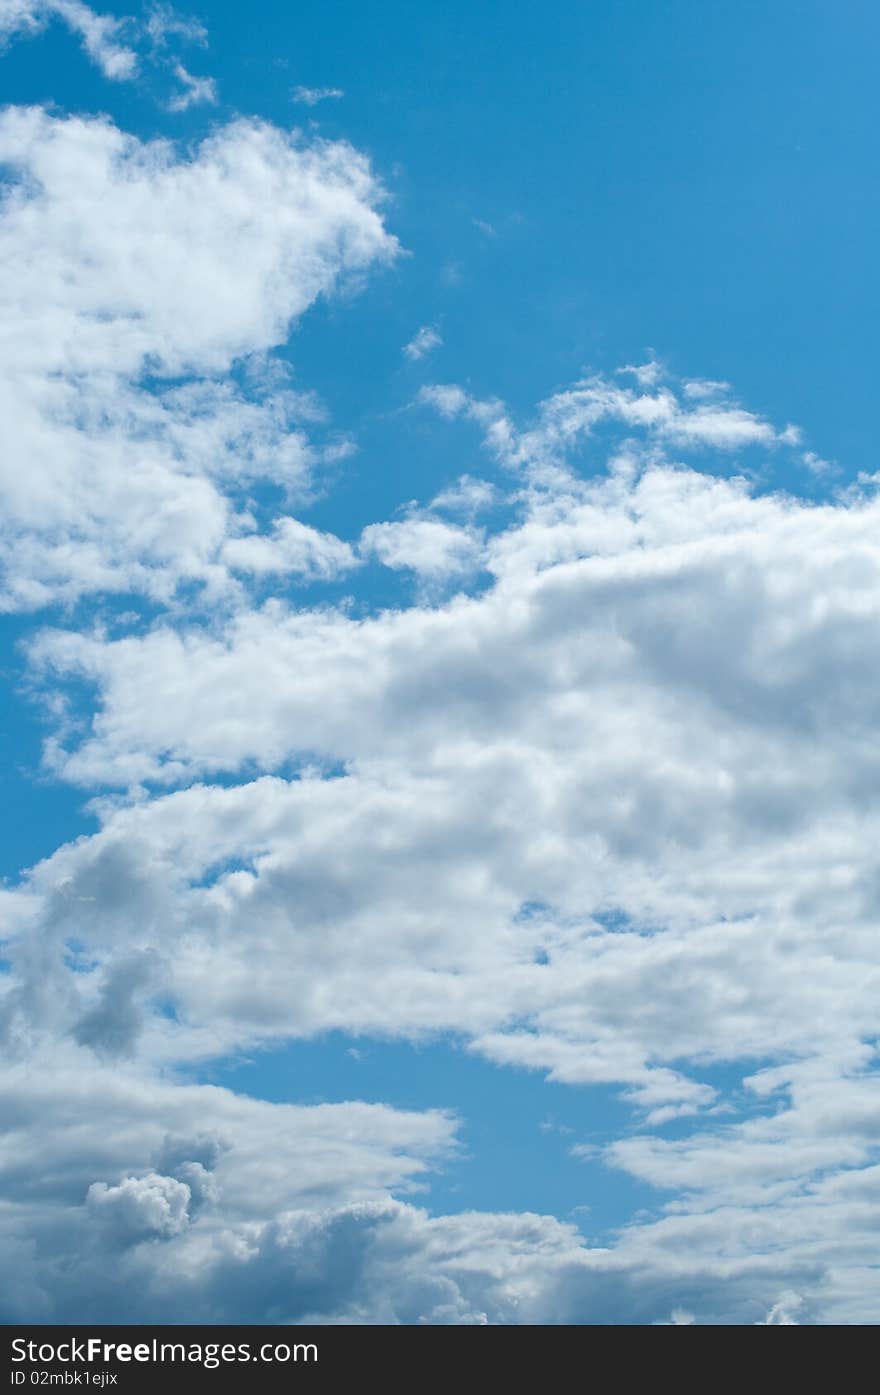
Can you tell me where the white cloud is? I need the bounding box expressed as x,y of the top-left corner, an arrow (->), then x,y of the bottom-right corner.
223,517 -> 358,580
618,358 -> 663,388
403,325 -> 442,361
803,449 -> 836,476
0,1045 -> 859,1324
0,1 -> 214,90
0,1045 -> 872,1323
682,377 -> 731,399
0,1051 -> 456,1216
757,1294 -> 803,1325
8,366 -> 880,1322
360,517 -> 483,580
145,2 -> 206,48
166,60 -> 217,110
0,108 -> 395,378
668,1307 -> 695,1325
419,372 -> 800,470
0,0 -> 138,78
293,85 -> 344,106
430,475 -> 497,517
0,107 -> 397,608
419,383 -> 468,416
0,3 -> 223,121
87,1172 -> 192,1240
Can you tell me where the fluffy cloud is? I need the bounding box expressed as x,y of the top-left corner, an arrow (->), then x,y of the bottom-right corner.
9,365 -> 880,1321
223,517 -> 358,580
0,1046 -> 862,1325
0,107 -> 394,378
1,1054 -> 872,1325
87,1172 -> 193,1241
360,516 -> 483,580
0,1050 -> 474,1321
0,1051 -> 456,1218
0,107 -> 396,607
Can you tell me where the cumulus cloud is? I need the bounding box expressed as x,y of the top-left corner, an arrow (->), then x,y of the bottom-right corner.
0,1042 -> 853,1324
0,107 -> 397,608
87,1172 -> 192,1241
0,107 -> 395,380
222,518 -> 358,580
7,362 -> 880,1321
360,516 -> 483,580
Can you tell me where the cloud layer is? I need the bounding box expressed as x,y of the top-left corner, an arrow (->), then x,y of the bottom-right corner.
9,366 -> 880,1319
1,54 -> 879,1323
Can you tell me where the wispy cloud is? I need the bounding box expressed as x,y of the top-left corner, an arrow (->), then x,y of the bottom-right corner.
473,217 -> 497,238
293,84 -> 344,106
403,324 -> 442,361
166,60 -> 217,110
145,1 -> 206,48
0,0 -> 219,100
0,0 -> 138,79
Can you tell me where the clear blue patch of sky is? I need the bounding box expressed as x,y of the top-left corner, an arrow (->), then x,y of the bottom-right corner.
201,1035 -> 794,1231
198,0 -> 879,479
0,614 -> 99,878
200,1032 -> 664,1237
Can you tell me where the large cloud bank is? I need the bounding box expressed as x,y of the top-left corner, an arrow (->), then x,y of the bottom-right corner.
2,88 -> 879,1326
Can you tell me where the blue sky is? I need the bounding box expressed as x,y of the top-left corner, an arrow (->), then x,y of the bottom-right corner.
1,0 -> 880,1326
